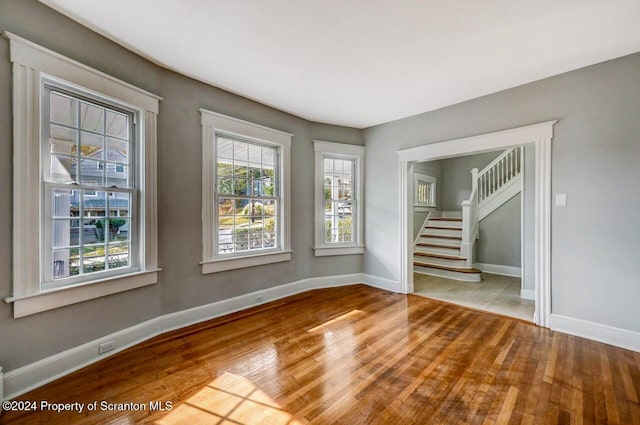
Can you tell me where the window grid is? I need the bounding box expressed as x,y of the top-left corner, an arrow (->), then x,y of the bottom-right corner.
323,157 -> 355,244
215,136 -> 279,255
44,87 -> 134,286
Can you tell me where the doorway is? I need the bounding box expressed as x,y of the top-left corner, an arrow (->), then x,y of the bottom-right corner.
397,121 -> 556,327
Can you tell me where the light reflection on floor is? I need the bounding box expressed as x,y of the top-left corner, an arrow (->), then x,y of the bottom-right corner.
156,372 -> 306,425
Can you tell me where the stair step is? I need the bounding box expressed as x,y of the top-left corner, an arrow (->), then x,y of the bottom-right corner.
414,252 -> 466,261
425,226 -> 462,230
413,261 -> 481,274
429,217 -> 462,221
421,234 -> 462,240
416,242 -> 460,249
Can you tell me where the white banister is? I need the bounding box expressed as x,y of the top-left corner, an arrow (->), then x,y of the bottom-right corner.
461,168 -> 479,267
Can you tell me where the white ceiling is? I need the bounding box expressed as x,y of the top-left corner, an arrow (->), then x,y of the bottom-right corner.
41,0 -> 640,129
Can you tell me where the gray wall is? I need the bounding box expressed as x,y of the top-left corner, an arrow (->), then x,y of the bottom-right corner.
476,194 -> 521,267
364,51 -> 640,332
0,0 -> 364,370
411,160 -> 442,239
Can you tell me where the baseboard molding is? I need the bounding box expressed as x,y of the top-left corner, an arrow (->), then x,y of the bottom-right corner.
550,313 -> 640,353
520,289 -> 535,300
2,273 -> 395,401
363,274 -> 402,293
474,263 -> 521,278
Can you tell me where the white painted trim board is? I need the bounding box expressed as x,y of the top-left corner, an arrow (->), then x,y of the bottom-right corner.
550,314 -> 640,353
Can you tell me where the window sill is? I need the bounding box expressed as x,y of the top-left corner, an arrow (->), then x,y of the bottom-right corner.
4,269 -> 161,318
200,251 -> 292,274
313,246 -> 365,257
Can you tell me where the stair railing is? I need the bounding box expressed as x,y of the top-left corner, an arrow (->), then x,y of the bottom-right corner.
477,147 -> 522,206
460,168 -> 479,268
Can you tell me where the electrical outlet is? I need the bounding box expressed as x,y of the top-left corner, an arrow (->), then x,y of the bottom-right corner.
256,295 -> 263,303
98,340 -> 116,354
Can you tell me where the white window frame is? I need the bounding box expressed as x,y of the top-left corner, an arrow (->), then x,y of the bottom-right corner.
313,140 -> 365,256
414,172 -> 437,210
3,32 -> 161,318
200,109 -> 292,273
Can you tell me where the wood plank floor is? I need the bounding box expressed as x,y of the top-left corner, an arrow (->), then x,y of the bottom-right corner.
1,284 -> 639,424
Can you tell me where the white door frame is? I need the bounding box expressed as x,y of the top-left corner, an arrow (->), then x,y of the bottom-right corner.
397,121 -> 556,327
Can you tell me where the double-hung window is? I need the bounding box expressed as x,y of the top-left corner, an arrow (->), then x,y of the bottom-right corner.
201,109 -> 292,273
313,141 -> 365,256
5,32 -> 160,318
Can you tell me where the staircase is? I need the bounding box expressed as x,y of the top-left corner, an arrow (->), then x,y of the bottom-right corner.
413,147 -> 523,282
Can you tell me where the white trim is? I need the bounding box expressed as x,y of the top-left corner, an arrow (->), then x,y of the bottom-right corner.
478,175 -> 521,220
5,34 -> 160,318
398,121 -> 556,326
3,32 -> 161,113
550,314 -> 640,353
473,263 -> 521,278
520,289 -> 535,300
1,273 -> 398,401
313,140 -> 365,255
398,121 -> 555,162
200,109 -> 292,271
5,270 -> 160,318
313,246 -> 365,256
200,251 -> 292,274
363,274 -> 402,292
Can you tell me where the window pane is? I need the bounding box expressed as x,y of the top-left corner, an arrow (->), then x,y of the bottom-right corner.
80,102 -> 104,132
84,219 -> 105,244
248,144 -> 261,163
83,246 -> 105,274
262,149 -> 274,166
262,199 -> 276,216
82,191 -> 106,217
49,125 -> 77,155
217,160 -> 233,176
107,164 -> 129,188
53,219 -> 75,248
233,179 -> 249,196
50,92 -> 77,126
108,243 -> 129,270
105,110 -> 128,139
217,178 -> 233,195
52,188 -> 74,217
217,137 -> 233,159
52,248 -> 80,279
109,193 -> 130,217
234,140 -> 248,162
233,164 -> 248,178
107,138 -> 128,164
79,159 -> 105,185
50,155 -> 76,183
107,218 -> 129,243
80,131 -> 103,158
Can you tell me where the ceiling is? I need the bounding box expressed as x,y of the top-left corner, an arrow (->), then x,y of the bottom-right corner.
41,0 -> 640,129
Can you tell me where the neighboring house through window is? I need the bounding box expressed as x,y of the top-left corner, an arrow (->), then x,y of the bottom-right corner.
5,32 -> 160,318
200,109 -> 292,273
313,140 -> 365,256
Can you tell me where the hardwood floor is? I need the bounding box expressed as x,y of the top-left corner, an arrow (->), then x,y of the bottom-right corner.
1,284 -> 639,424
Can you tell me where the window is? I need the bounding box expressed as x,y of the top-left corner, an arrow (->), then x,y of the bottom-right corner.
313,141 -> 364,256
6,32 -> 160,318
414,172 -> 437,209
201,109 -> 291,273
44,86 -> 134,287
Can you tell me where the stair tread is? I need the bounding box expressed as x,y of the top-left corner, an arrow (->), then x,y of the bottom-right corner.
416,242 -> 461,249
428,217 -> 462,221
413,261 -> 481,274
421,234 -> 462,240
414,252 -> 466,261
425,226 -> 463,230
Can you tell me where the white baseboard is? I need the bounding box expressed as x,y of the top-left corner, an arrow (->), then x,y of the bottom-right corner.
363,274 -> 402,293
520,289 -> 535,300
474,262 -> 521,278
550,313 -> 640,353
2,273 -> 394,401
